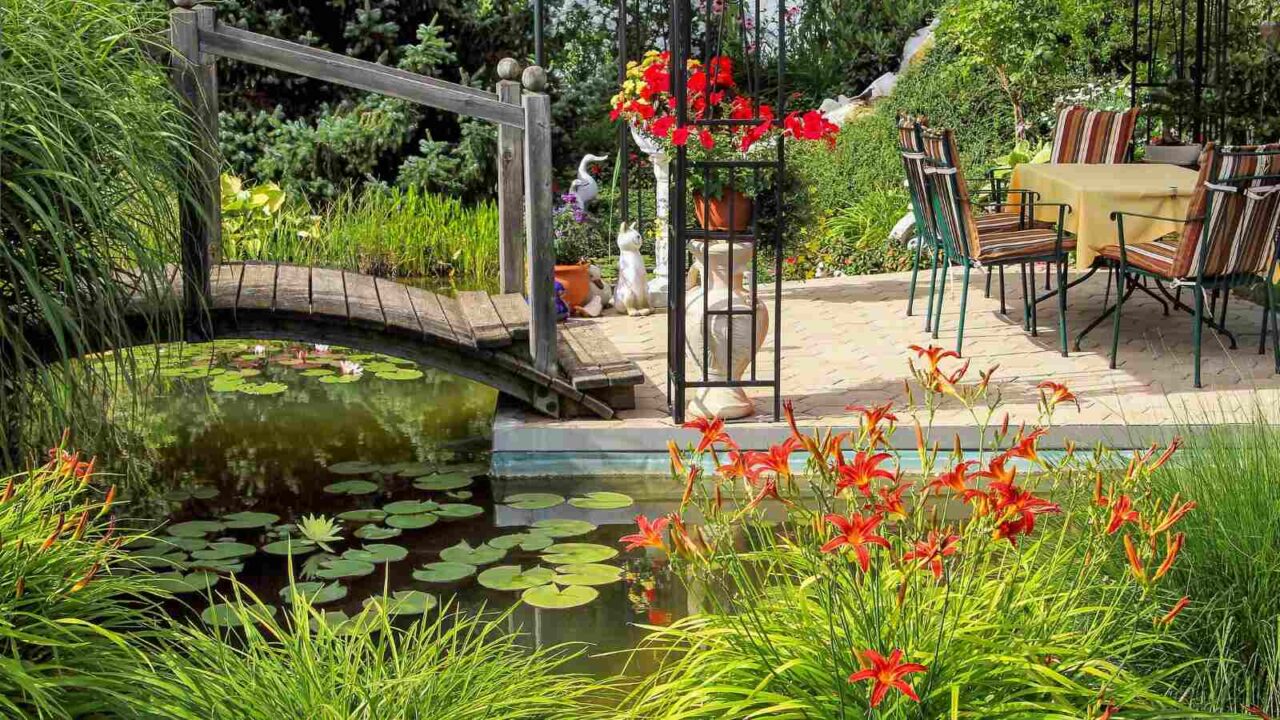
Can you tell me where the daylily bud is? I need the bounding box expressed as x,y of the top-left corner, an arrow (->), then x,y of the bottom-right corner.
70,563 -> 100,593
14,576 -> 24,598
96,485 -> 116,519
71,509 -> 90,541
40,513 -> 65,552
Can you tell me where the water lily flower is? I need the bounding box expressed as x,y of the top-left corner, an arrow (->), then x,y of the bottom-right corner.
253,344 -> 266,356
836,450 -> 895,497
924,461 -> 977,495
902,530 -> 961,580
1106,494 -> 1139,535
620,514 -> 669,552
1158,595 -> 1191,625
338,360 -> 363,377
313,343 -> 330,353
848,648 -> 927,707
683,417 -> 736,453
820,512 -> 889,572
1036,380 -> 1078,412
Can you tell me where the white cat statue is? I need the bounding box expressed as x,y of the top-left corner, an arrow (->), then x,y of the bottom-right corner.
613,222 -> 653,317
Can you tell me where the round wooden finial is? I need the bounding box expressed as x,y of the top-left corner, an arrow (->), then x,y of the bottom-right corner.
522,65 -> 548,92
497,58 -> 522,81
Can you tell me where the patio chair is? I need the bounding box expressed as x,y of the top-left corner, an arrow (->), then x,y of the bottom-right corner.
1050,105 -> 1141,165
921,127 -> 1074,357
898,116 -> 1050,330
1087,143 -> 1280,387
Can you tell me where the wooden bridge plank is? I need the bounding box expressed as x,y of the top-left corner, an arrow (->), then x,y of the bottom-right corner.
310,268 -> 347,320
404,286 -> 455,343
237,262 -> 278,312
273,264 -> 312,317
457,291 -> 511,348
376,278 -> 422,336
435,293 -> 476,349
557,337 -> 610,389
343,272 -> 385,329
210,263 -> 242,310
559,319 -> 645,389
490,293 -> 529,340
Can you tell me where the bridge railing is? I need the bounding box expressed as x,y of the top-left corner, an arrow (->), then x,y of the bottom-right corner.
168,1 -> 557,375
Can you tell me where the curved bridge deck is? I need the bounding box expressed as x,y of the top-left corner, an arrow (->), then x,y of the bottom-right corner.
125,262 -> 643,419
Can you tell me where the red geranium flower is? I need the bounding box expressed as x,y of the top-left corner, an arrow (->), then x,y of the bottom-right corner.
848,648 -> 927,707
820,512 -> 889,572
620,514 -> 669,552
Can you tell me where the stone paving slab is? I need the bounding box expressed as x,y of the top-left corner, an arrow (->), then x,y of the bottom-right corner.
497,268 -> 1280,457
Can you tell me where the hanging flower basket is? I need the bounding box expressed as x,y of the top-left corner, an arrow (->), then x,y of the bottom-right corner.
693,190 -> 753,232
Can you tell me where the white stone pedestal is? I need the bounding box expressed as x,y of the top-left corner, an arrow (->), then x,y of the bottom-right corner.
630,125 -> 671,308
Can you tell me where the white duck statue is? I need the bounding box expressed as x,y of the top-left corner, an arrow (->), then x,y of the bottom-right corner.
569,153 -> 609,212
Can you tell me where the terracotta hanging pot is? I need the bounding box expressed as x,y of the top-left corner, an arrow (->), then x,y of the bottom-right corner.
693,190 -> 753,233
553,263 -> 592,308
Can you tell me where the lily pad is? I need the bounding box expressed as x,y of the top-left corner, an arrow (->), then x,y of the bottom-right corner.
434,503 -> 483,520
439,541 -> 505,566
395,462 -> 436,477
363,590 -> 437,616
362,361 -> 401,373
280,581 -> 348,605
354,525 -> 401,541
412,474 -> 472,491
412,562 -> 477,583
300,368 -> 334,377
236,368 -> 263,378
188,558 -> 244,574
438,462 -> 487,477
201,602 -> 277,628
151,571 -> 219,594
222,511 -> 281,529
567,492 -> 634,510
382,500 -> 438,515
210,376 -> 246,392
477,565 -> 556,591
342,543 -> 408,564
237,381 -> 288,396
531,519 -> 597,538
319,374 -> 361,384
541,543 -> 618,565
167,520 -> 225,538
337,509 -> 387,523
314,558 -> 376,579
487,532 -> 555,552
446,490 -> 473,501
503,493 -> 565,510
323,480 -> 378,496
163,486 -> 219,502
262,538 -> 317,556
375,368 -> 424,381
385,513 -> 438,530
554,563 -> 623,586
150,536 -> 209,553
191,542 -> 258,561
521,584 -> 598,610
327,461 -> 379,475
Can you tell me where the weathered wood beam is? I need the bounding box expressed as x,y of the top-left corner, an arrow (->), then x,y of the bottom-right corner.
496,58 -> 526,295
199,23 -> 525,128
521,66 -> 557,377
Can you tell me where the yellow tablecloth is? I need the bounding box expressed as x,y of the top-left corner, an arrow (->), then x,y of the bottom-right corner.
1009,163 -> 1200,269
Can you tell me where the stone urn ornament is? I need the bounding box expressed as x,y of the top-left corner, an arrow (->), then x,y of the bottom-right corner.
684,241 -> 769,420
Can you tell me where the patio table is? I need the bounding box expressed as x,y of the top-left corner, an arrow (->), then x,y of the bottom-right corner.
1009,163 -> 1200,269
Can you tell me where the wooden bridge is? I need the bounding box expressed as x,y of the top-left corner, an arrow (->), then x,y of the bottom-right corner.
148,2 -> 642,418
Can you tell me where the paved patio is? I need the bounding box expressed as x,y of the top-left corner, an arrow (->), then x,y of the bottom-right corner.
493,268 -> 1280,476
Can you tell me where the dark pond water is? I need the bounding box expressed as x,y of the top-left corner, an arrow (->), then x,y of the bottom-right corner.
109,339 -> 685,676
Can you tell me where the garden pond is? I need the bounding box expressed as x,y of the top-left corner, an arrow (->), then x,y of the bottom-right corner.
107,339 -> 686,676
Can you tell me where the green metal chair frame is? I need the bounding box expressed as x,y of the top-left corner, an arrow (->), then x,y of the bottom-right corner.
922,128 -> 1073,357
1089,144 -> 1280,387
897,116 -> 942,328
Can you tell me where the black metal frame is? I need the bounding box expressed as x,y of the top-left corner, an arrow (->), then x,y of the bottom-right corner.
615,0 -> 670,241
1129,0 -> 1230,142
667,0 -> 784,423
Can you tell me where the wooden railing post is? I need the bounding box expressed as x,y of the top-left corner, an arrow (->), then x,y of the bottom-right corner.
170,1 -> 220,338
496,58 -> 525,295
521,66 -> 556,377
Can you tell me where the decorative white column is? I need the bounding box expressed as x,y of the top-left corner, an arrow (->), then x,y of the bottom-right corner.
684,241 -> 769,420
630,125 -> 671,307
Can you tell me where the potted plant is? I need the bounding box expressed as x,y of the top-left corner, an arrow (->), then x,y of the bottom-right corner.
1142,79 -> 1204,166
610,51 -> 838,232
552,193 -> 604,307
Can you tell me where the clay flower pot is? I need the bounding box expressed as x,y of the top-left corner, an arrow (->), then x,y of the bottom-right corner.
693,190 -> 753,233
553,263 -> 592,308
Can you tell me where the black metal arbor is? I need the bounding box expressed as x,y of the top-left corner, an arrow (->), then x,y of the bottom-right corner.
1129,0 -> 1231,142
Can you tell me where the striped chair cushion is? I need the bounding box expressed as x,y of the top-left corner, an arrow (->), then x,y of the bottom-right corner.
975,212 -> 1052,233
976,228 -> 1075,262
1097,238 -> 1181,277
896,115 -> 937,241
1171,142 -> 1280,278
1051,106 -> 1139,165
922,128 -> 982,258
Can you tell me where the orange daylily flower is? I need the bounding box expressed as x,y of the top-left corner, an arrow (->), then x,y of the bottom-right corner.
745,437 -> 801,483
679,465 -> 702,508
1152,495 -> 1196,534
902,530 -> 961,580
821,512 -> 890,572
908,344 -> 959,375
848,648 -> 927,708
1106,494 -> 1139,535
989,480 -> 1061,545
1152,532 -> 1185,581
682,417 -> 737,453
667,440 -> 685,476
870,482 -> 911,521
835,450 -> 895,497
846,402 -> 898,445
783,400 -> 821,457
716,449 -> 750,481
924,461 -> 977,495
620,514 -> 669,552
1036,380 -> 1078,411
1158,595 -> 1191,625
1000,427 -> 1048,465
